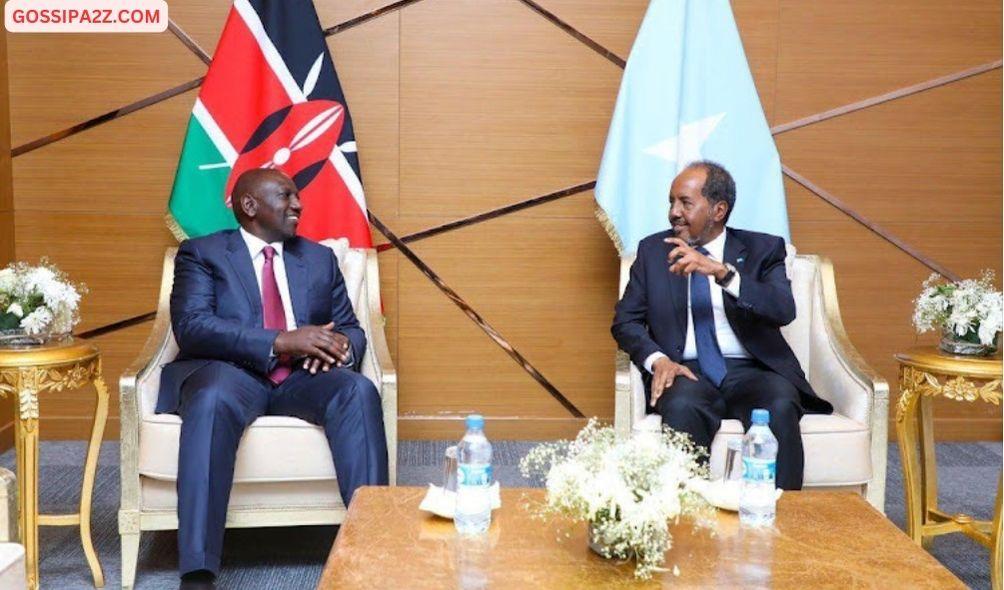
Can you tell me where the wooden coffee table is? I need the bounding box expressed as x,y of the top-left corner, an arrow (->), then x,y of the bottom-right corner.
319,487 -> 964,589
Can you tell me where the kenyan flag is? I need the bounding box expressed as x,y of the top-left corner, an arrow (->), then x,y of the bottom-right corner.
167,0 -> 372,248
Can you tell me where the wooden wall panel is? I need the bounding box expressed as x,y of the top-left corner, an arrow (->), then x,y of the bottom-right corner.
327,14 -> 400,218
4,0 -> 1001,442
777,71 -> 1003,228
7,32 -> 204,147
14,212 -> 175,330
530,0 -> 781,120
530,0 -> 648,59
400,0 -> 621,218
775,0 -> 1003,122
12,90 -> 196,214
397,191 -> 619,420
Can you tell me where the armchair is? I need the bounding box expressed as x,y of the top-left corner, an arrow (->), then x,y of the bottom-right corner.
118,239 -> 397,589
614,252 -> 889,511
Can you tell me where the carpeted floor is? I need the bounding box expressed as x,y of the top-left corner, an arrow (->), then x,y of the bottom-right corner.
0,440 -> 999,589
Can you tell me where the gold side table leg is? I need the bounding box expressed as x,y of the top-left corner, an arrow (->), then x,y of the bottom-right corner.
17,413 -> 40,590
79,372 -> 108,588
918,396 -> 938,550
896,370 -> 924,545
992,477 -> 1002,590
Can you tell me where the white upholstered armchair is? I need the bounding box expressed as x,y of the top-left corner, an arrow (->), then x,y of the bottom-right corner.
614,252 -> 889,511
118,239 -> 397,590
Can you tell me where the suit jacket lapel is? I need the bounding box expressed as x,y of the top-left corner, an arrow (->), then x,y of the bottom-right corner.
283,240 -> 309,326
722,228 -> 748,326
225,231 -> 264,324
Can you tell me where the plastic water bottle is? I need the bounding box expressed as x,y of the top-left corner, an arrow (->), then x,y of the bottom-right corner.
739,408 -> 778,526
455,414 -> 493,534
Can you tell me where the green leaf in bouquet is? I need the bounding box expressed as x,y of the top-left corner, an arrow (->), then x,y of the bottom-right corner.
0,312 -> 20,330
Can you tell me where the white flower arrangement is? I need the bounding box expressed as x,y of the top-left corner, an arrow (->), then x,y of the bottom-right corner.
519,419 -> 714,579
913,270 -> 1002,348
0,259 -> 86,336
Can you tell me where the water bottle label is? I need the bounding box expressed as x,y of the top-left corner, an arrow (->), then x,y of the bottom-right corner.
458,464 -> 492,487
742,457 -> 776,483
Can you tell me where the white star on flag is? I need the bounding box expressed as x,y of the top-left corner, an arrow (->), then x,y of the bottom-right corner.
643,112 -> 726,171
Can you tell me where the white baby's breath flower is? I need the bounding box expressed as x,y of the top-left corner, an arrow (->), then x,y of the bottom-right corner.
520,419 -> 713,579
20,307 -> 53,334
0,268 -> 15,293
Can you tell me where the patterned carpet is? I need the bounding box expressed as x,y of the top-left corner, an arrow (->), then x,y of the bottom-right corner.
0,440 -> 999,589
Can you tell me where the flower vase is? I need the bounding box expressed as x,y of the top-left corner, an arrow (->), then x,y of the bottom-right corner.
587,522 -> 629,560
0,328 -> 69,349
939,328 -> 999,357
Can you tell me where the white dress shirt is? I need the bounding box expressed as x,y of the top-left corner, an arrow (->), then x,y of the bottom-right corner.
644,230 -> 750,373
239,227 -> 297,330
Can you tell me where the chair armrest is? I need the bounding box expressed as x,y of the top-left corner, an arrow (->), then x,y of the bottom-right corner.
365,250 -> 398,485
808,258 -> 889,426
119,247 -> 177,512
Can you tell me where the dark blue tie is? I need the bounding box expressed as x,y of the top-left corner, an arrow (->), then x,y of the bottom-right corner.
690,246 -> 727,387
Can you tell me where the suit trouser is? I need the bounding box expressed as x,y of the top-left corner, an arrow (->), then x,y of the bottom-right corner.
653,358 -> 805,490
175,361 -> 389,576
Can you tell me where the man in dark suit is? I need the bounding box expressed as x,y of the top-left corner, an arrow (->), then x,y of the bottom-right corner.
159,169 -> 388,589
612,161 -> 831,491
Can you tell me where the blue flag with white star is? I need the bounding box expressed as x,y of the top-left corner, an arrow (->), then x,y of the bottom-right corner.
595,0 -> 789,255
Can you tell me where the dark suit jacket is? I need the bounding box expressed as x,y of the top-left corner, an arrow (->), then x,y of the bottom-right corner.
611,227 -> 832,414
156,229 -> 366,414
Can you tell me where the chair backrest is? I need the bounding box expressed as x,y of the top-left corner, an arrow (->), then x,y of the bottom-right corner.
139,239 -> 376,416
617,245 -> 817,376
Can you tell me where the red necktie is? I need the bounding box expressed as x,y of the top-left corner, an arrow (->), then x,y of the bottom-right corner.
262,246 -> 292,384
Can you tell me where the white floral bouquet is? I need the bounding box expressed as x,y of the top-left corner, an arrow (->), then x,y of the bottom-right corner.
0,259 -> 86,336
519,419 -> 714,579
913,270 -> 1002,350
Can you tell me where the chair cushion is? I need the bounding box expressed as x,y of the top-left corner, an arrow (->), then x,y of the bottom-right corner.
141,478 -> 344,513
138,414 -> 337,483
635,413 -> 870,486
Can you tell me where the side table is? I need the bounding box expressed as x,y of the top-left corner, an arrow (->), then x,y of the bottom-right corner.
895,346 -> 1002,590
0,338 -> 108,589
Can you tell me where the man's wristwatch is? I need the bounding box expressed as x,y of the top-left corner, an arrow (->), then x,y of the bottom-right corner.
715,262 -> 737,288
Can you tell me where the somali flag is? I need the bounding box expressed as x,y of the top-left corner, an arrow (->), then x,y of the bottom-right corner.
595,0 -> 788,256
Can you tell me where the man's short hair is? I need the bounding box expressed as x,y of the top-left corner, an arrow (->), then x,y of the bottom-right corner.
686,160 -> 736,222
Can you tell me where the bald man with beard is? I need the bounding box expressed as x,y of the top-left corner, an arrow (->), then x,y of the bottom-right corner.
158,169 -> 388,589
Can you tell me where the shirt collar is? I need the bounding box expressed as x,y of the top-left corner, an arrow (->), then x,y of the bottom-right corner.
239,227 -> 284,259
701,228 -> 727,261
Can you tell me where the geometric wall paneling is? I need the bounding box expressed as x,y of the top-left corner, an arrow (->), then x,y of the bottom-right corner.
776,70 -> 1003,228
527,0 -> 648,61
13,211 -> 175,331
7,32 -> 206,147
163,1 -> 232,56
397,200 -> 619,419
775,0 -> 1003,122
316,0 -> 407,34
379,210 -> 583,417
400,0 -> 622,218
396,241 -> 565,418
166,1 -> 399,65
327,13 -> 401,218
782,165 -> 959,280
730,0 -> 781,123
12,90 -> 197,215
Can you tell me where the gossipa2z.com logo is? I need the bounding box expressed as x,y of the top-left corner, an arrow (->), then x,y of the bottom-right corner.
5,0 -> 168,33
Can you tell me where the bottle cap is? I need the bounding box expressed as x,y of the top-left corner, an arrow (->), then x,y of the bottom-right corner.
466,414 -> 485,430
751,409 -> 770,425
